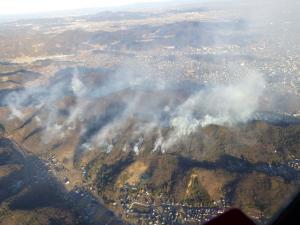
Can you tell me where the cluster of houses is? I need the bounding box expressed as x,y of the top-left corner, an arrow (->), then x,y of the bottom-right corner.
107,184 -> 229,225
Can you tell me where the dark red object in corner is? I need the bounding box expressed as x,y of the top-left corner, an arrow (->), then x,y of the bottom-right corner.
203,209 -> 257,225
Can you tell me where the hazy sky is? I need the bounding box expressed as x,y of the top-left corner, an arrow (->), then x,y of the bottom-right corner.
0,0 -> 170,15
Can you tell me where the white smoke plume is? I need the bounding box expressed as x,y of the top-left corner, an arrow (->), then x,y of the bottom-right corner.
163,70 -> 265,149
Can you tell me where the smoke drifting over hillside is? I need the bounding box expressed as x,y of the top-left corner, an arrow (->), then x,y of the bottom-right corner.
3,62 -> 267,154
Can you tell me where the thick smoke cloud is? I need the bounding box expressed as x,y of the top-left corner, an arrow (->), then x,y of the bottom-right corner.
177,71 -> 264,127
163,70 -> 265,149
